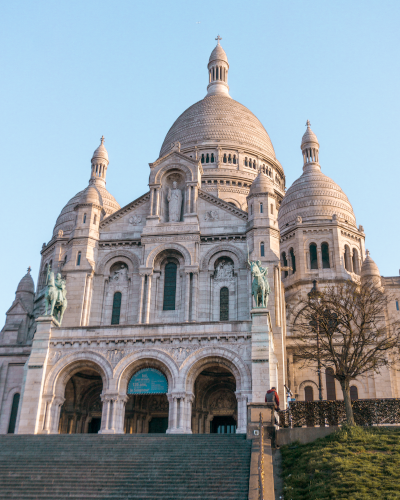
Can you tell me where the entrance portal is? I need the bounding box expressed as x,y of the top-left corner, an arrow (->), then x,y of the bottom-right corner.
211,416 -> 237,434
149,417 -> 169,434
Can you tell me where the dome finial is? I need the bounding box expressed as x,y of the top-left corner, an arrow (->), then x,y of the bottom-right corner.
301,120 -> 320,171
366,249 -> 370,257
207,38 -> 230,97
215,34 -> 222,45
27,266 -> 31,274
306,119 -> 311,128
100,135 -> 105,145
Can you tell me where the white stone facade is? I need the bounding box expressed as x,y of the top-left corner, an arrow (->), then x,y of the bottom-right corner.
1,40 -> 399,435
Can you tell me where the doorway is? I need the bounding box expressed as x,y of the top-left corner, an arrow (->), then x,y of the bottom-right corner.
211,416 -> 237,434
88,418 -> 101,434
148,417 -> 168,434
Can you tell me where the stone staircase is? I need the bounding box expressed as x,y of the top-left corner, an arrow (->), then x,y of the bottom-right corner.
0,434 -> 252,499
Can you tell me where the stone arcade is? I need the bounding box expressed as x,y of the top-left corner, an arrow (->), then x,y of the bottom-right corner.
1,38 -> 399,436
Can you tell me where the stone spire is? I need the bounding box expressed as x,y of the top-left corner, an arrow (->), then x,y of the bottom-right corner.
301,120 -> 320,172
206,36 -> 231,98
90,136 -> 109,187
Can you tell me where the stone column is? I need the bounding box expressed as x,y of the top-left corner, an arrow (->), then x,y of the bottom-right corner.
184,272 -> 191,322
251,309 -> 272,402
145,274 -> 152,324
149,188 -> 154,216
186,186 -> 191,214
155,188 -> 160,216
193,186 -> 198,213
317,247 -> 322,270
17,316 -> 58,434
192,272 -> 198,322
113,396 -> 128,434
235,393 -> 248,433
137,275 -> 145,324
183,394 -> 194,433
99,395 -> 112,433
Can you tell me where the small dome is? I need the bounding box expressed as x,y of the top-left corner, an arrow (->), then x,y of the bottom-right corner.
361,250 -> 381,279
209,42 -> 228,64
92,136 -> 108,163
80,185 -> 101,205
17,268 -> 34,295
278,169 -> 356,228
301,120 -> 319,148
249,171 -> 274,196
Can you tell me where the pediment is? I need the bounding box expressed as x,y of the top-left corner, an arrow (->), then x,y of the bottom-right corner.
99,192 -> 150,232
6,298 -> 29,316
199,190 -> 248,222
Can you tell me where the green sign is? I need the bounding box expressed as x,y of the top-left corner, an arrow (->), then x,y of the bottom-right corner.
127,368 -> 168,395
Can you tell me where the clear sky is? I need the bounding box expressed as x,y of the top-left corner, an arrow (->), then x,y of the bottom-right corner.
1,0 -> 399,318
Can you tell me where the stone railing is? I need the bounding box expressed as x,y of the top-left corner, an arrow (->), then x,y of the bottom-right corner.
258,412 -> 265,500
279,399 -> 400,428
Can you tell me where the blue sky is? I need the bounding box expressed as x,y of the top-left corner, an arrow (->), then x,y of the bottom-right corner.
1,0 -> 399,317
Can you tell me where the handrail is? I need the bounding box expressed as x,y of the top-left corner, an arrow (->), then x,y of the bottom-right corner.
258,412 -> 265,500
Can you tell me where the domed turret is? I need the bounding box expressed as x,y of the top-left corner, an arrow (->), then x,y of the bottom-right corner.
278,121 -> 356,230
90,136 -> 109,188
249,171 -> 274,196
15,267 -> 34,314
361,250 -> 382,287
207,36 -> 230,97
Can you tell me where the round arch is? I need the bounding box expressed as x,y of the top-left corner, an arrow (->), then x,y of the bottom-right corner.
114,350 -> 179,395
181,347 -> 251,393
200,244 -> 247,272
97,250 -> 140,275
153,163 -> 193,184
145,243 -> 192,268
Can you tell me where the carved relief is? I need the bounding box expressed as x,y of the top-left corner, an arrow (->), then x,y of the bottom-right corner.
209,390 -> 236,412
128,215 -> 142,225
214,259 -> 234,282
110,265 -> 128,282
106,349 -> 125,366
204,210 -> 219,221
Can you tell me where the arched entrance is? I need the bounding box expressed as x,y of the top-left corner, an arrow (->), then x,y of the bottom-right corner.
59,367 -> 103,434
124,367 -> 169,434
192,363 -> 237,434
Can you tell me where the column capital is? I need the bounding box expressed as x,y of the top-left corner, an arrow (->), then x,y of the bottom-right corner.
139,266 -> 153,276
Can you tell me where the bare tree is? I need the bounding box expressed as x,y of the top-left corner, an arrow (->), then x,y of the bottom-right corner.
292,279 -> 400,425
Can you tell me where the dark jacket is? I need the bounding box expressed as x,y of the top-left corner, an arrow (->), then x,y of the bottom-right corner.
265,389 -> 280,407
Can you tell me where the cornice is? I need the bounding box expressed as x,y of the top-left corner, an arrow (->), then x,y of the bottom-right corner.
198,189 -> 248,221
99,192 -> 150,229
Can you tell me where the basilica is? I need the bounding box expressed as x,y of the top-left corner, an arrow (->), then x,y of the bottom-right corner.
1,39 -> 399,436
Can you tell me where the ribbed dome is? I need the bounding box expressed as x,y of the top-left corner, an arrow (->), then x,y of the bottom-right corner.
301,120 -> 319,147
92,136 -> 108,162
249,171 -> 274,196
361,250 -> 381,279
52,185 -> 120,237
160,95 -> 275,158
278,169 -> 356,228
16,269 -> 34,294
209,43 -> 228,64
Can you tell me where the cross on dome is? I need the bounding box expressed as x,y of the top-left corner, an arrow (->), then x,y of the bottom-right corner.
306,120 -> 311,128
100,135 -> 105,144
215,35 -> 222,44
366,249 -> 370,257
27,266 -> 31,274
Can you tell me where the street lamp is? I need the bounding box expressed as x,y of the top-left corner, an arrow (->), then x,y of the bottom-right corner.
308,279 -> 323,401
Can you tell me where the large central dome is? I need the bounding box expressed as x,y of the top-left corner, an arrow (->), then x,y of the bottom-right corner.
160,94 -> 275,159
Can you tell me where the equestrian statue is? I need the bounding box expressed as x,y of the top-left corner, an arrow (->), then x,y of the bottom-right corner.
44,266 -> 68,325
247,248 -> 270,308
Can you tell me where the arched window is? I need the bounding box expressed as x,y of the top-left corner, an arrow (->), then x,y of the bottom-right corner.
250,204 -> 253,215
352,249 -> 359,274
350,386 -> 359,401
205,153 -> 209,163
304,386 -> 313,402
76,252 -> 81,266
244,157 -> 248,166
83,213 -> 87,223
64,254 -> 67,265
253,160 -> 256,169
228,154 -> 232,163
270,204 -> 274,214
310,243 -> 318,269
260,203 -> 263,213
290,248 -> 296,273
93,214 -> 97,225
281,252 -> 288,278
344,245 -> 352,272
223,153 -> 227,163
111,292 -> 122,325
396,300 -> 399,311
321,242 -> 330,269
163,262 -> 177,311
201,154 -> 205,164
260,242 -> 265,257
211,153 -> 214,162
233,155 -> 236,164
7,393 -> 20,434
325,368 -> 336,400
220,287 -> 229,321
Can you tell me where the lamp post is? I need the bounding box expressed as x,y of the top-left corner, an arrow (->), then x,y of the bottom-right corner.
308,279 -> 323,401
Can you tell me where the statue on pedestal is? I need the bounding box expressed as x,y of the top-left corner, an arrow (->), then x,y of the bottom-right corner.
167,181 -> 182,222
44,266 -> 68,325
248,257 -> 270,308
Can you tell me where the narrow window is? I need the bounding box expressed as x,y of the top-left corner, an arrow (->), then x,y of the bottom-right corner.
83,213 -> 87,223
76,252 -> 81,266
93,214 -> 97,225
220,287 -> 229,321
163,262 -> 177,311
250,204 -> 253,215
201,154 -> 205,164
310,243 -> 318,269
350,386 -> 358,401
64,254 -> 67,265
321,243 -> 330,269
304,386 -> 313,402
211,153 -> 215,163
206,153 -> 209,163
253,160 -> 256,169
396,300 -> 399,311
260,242 -> 265,257
7,393 -> 20,434
111,292 -> 122,325
325,368 -> 336,400
352,249 -> 359,274
344,245 -> 352,272
233,155 -> 236,164
223,153 -> 227,163
260,203 -> 263,214
228,154 -> 232,163
270,204 -> 274,214
281,252 -> 288,277
245,157 -> 248,166
290,248 -> 296,273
